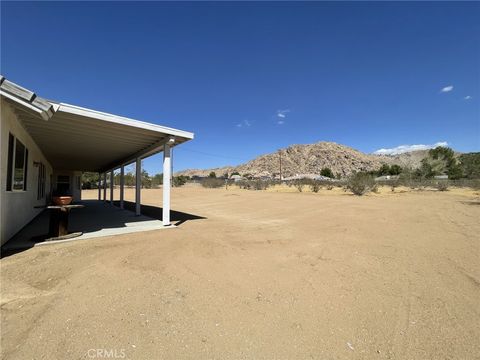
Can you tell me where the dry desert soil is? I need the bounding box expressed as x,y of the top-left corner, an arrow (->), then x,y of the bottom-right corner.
1,185 -> 479,359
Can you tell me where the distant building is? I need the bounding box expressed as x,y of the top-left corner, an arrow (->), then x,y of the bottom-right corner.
375,175 -> 400,181
230,174 -> 243,182
283,174 -> 333,181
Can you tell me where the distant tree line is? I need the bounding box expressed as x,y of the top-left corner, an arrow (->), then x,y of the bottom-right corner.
81,168 -> 190,189
369,147 -> 480,180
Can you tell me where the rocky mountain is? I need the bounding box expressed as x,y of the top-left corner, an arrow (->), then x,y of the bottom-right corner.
176,141 -> 429,178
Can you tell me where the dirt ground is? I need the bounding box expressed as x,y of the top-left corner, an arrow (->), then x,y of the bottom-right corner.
1,185 -> 479,359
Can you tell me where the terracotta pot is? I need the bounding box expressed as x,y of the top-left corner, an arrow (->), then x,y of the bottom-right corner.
52,196 -> 73,206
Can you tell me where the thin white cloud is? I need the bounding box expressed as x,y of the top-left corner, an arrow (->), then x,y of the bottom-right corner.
276,109 -> 290,118
440,85 -> 453,93
374,141 -> 448,155
464,95 -> 472,100
277,120 -> 285,125
236,119 -> 251,128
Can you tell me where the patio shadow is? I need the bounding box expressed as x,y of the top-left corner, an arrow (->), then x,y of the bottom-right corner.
113,201 -> 206,226
1,200 -> 206,258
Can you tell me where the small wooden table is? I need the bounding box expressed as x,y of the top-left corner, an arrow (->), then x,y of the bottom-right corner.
47,204 -> 85,240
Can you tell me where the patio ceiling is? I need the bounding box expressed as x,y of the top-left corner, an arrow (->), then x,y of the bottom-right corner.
1,77 -> 194,172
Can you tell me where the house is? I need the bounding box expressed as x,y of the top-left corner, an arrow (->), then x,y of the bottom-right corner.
282,174 -> 333,181
230,174 -> 243,182
375,175 -> 400,181
0,76 -> 194,246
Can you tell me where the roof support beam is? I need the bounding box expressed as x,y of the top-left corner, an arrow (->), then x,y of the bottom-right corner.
101,136 -> 175,173
103,173 -> 107,202
98,173 -> 101,201
120,166 -> 125,210
135,158 -> 141,216
110,170 -> 114,205
162,139 -> 174,226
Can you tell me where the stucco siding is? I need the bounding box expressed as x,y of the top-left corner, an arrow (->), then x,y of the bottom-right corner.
1,100 -> 53,245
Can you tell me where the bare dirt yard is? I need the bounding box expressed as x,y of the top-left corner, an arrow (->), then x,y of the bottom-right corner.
1,186 -> 479,359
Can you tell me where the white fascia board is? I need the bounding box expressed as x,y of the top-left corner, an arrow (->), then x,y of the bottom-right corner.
56,102 -> 194,140
1,90 -> 50,120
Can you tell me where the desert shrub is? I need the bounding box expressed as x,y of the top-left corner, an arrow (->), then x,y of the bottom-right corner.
173,175 -> 188,187
390,180 -> 399,192
208,171 -> 217,178
252,180 -> 270,190
310,181 -> 321,193
471,179 -> 480,191
235,180 -> 272,190
294,180 -> 305,192
237,180 -> 251,190
326,184 -> 334,190
436,181 -> 449,191
347,172 -> 376,196
201,178 -> 224,188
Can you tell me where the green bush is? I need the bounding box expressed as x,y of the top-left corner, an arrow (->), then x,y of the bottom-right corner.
320,168 -> 334,178
347,172 -> 376,196
173,175 -> 188,187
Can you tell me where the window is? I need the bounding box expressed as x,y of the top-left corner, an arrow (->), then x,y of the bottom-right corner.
56,175 -> 70,194
37,163 -> 46,199
6,134 -> 28,191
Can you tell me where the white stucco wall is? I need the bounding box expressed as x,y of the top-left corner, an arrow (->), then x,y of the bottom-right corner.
1,100 -> 53,245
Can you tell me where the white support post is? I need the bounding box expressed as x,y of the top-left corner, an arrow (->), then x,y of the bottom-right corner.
163,139 -> 174,226
110,169 -> 114,205
135,158 -> 141,216
98,172 -> 101,200
103,173 -> 107,202
120,165 -> 125,209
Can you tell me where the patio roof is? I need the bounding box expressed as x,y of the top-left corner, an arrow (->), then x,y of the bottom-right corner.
0,76 -> 194,172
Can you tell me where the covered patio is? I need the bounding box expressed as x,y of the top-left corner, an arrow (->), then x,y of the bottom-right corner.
1,77 -> 194,247
17,99 -> 194,226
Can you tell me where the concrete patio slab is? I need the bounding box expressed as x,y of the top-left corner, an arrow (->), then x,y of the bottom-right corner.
2,200 -> 171,251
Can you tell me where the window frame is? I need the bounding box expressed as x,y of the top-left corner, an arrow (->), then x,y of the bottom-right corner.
7,133 -> 29,192
37,162 -> 46,200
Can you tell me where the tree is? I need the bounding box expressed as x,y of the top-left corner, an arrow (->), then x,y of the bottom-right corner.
459,153 -> 480,179
141,169 -> 152,188
320,167 -> 334,178
377,164 -> 390,176
81,172 -> 100,189
389,164 -> 402,175
419,146 -> 460,179
208,171 -> 217,178
151,173 -> 163,187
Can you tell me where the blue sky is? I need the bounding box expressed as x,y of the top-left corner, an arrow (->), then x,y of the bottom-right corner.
2,1 -> 479,174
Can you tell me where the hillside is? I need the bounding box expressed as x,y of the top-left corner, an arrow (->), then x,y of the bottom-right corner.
176,141 -> 429,178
